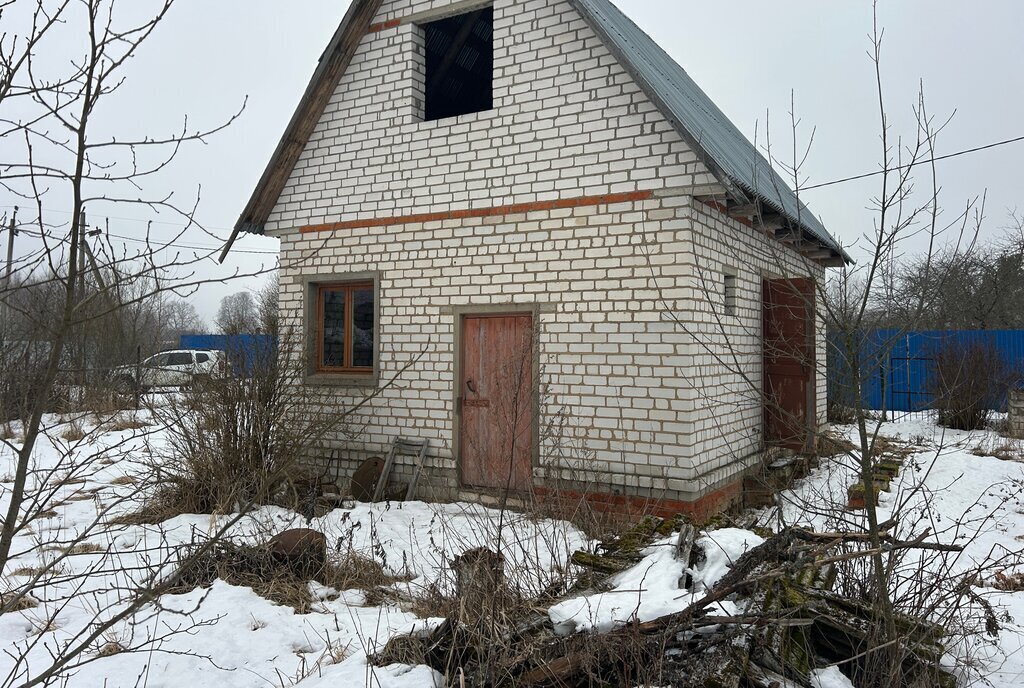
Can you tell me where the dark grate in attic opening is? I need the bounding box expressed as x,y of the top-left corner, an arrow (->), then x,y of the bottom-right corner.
422,6 -> 494,122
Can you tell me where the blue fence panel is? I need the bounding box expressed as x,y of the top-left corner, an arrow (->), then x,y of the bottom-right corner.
831,329 -> 1024,412
179,334 -> 275,377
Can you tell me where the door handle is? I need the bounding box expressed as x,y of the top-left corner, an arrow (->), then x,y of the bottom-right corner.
466,378 -> 477,394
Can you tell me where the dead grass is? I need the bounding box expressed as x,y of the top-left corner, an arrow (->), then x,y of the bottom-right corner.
1,593 -> 38,611
817,432 -> 857,458
104,416 -> 149,433
869,435 -> 917,463
60,421 -> 86,442
110,475 -> 138,486
35,510 -> 58,519
97,642 -> 125,657
10,566 -> 46,578
168,541 -> 409,614
66,543 -> 104,555
28,617 -> 58,637
992,571 -> 1024,592
972,440 -> 1024,463
0,423 -> 15,441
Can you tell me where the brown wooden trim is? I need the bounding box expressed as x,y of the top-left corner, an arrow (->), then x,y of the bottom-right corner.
315,281 -> 374,374
299,191 -> 656,235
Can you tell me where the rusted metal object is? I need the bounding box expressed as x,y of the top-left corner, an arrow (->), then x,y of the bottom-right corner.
268,528 -> 326,577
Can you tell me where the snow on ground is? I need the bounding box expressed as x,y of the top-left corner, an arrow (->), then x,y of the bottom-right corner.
774,415 -> 1024,688
3,409 -> 1024,686
0,409 -> 585,687
549,528 -> 764,634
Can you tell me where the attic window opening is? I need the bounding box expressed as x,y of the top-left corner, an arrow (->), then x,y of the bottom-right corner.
422,6 -> 494,122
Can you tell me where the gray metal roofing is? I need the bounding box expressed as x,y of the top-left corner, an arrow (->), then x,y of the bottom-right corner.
571,0 -> 849,262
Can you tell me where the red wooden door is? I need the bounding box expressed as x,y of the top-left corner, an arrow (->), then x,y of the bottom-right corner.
459,314 -> 535,492
763,278 -> 816,452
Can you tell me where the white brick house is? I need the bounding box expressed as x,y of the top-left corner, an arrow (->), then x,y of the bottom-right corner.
223,0 -> 849,517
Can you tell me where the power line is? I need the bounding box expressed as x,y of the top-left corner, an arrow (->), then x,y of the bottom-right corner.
105,231 -> 278,256
802,133 -> 1024,191
0,203 -> 237,234
0,208 -> 278,255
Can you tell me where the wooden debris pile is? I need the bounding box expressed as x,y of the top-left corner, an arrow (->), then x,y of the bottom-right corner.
372,519 -> 962,688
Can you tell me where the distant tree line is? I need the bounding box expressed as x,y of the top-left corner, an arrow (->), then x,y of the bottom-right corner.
879,212 -> 1024,330
1,267 -> 206,379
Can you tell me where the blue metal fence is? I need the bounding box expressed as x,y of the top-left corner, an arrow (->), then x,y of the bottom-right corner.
179,334 -> 275,376
830,329 -> 1024,412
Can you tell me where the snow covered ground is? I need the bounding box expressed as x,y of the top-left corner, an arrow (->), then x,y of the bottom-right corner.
2,410 -> 1024,687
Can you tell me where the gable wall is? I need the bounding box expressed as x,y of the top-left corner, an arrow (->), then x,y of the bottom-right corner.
264,0 -> 718,233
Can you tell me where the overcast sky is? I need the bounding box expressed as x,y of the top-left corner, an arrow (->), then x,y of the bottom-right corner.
4,1 -> 1024,326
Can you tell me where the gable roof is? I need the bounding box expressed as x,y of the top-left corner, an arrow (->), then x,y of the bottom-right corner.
222,0 -> 850,265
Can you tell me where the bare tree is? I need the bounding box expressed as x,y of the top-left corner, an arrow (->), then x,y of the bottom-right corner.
0,1 -> 287,685
216,290 -> 259,335
648,4 -> 1010,685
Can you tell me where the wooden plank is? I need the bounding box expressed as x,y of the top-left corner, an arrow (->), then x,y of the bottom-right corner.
373,442 -> 399,502
404,440 -> 428,501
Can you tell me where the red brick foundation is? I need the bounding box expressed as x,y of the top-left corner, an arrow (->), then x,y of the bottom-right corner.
533,479 -> 743,523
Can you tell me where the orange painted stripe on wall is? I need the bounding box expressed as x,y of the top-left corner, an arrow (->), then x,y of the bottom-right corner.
299,190 -> 656,235
367,18 -> 401,33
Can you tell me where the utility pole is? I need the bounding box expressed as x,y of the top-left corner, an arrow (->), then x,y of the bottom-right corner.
77,207 -> 87,302
3,207 -> 16,290
2,208 -> 17,347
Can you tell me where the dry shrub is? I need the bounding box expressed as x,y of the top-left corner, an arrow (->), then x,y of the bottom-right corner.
827,402 -> 858,425
66,543 -> 104,555
141,336 -> 349,517
929,340 -> 1020,431
168,540 -> 405,614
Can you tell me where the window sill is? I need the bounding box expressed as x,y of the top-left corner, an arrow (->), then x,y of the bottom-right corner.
304,373 -> 380,389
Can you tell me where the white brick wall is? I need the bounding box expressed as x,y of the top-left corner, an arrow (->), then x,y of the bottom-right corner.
266,0 -> 828,505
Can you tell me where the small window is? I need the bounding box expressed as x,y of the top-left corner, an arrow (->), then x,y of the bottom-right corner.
724,273 -> 738,316
316,283 -> 376,374
422,6 -> 494,122
196,353 -> 210,364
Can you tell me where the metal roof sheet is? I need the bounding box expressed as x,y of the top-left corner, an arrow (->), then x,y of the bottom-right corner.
571,0 -> 850,262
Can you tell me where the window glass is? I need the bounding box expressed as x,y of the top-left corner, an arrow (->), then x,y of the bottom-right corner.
196,353 -> 210,364
352,287 -> 375,368
148,353 -> 170,367
168,352 -> 193,366
322,290 -> 347,368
